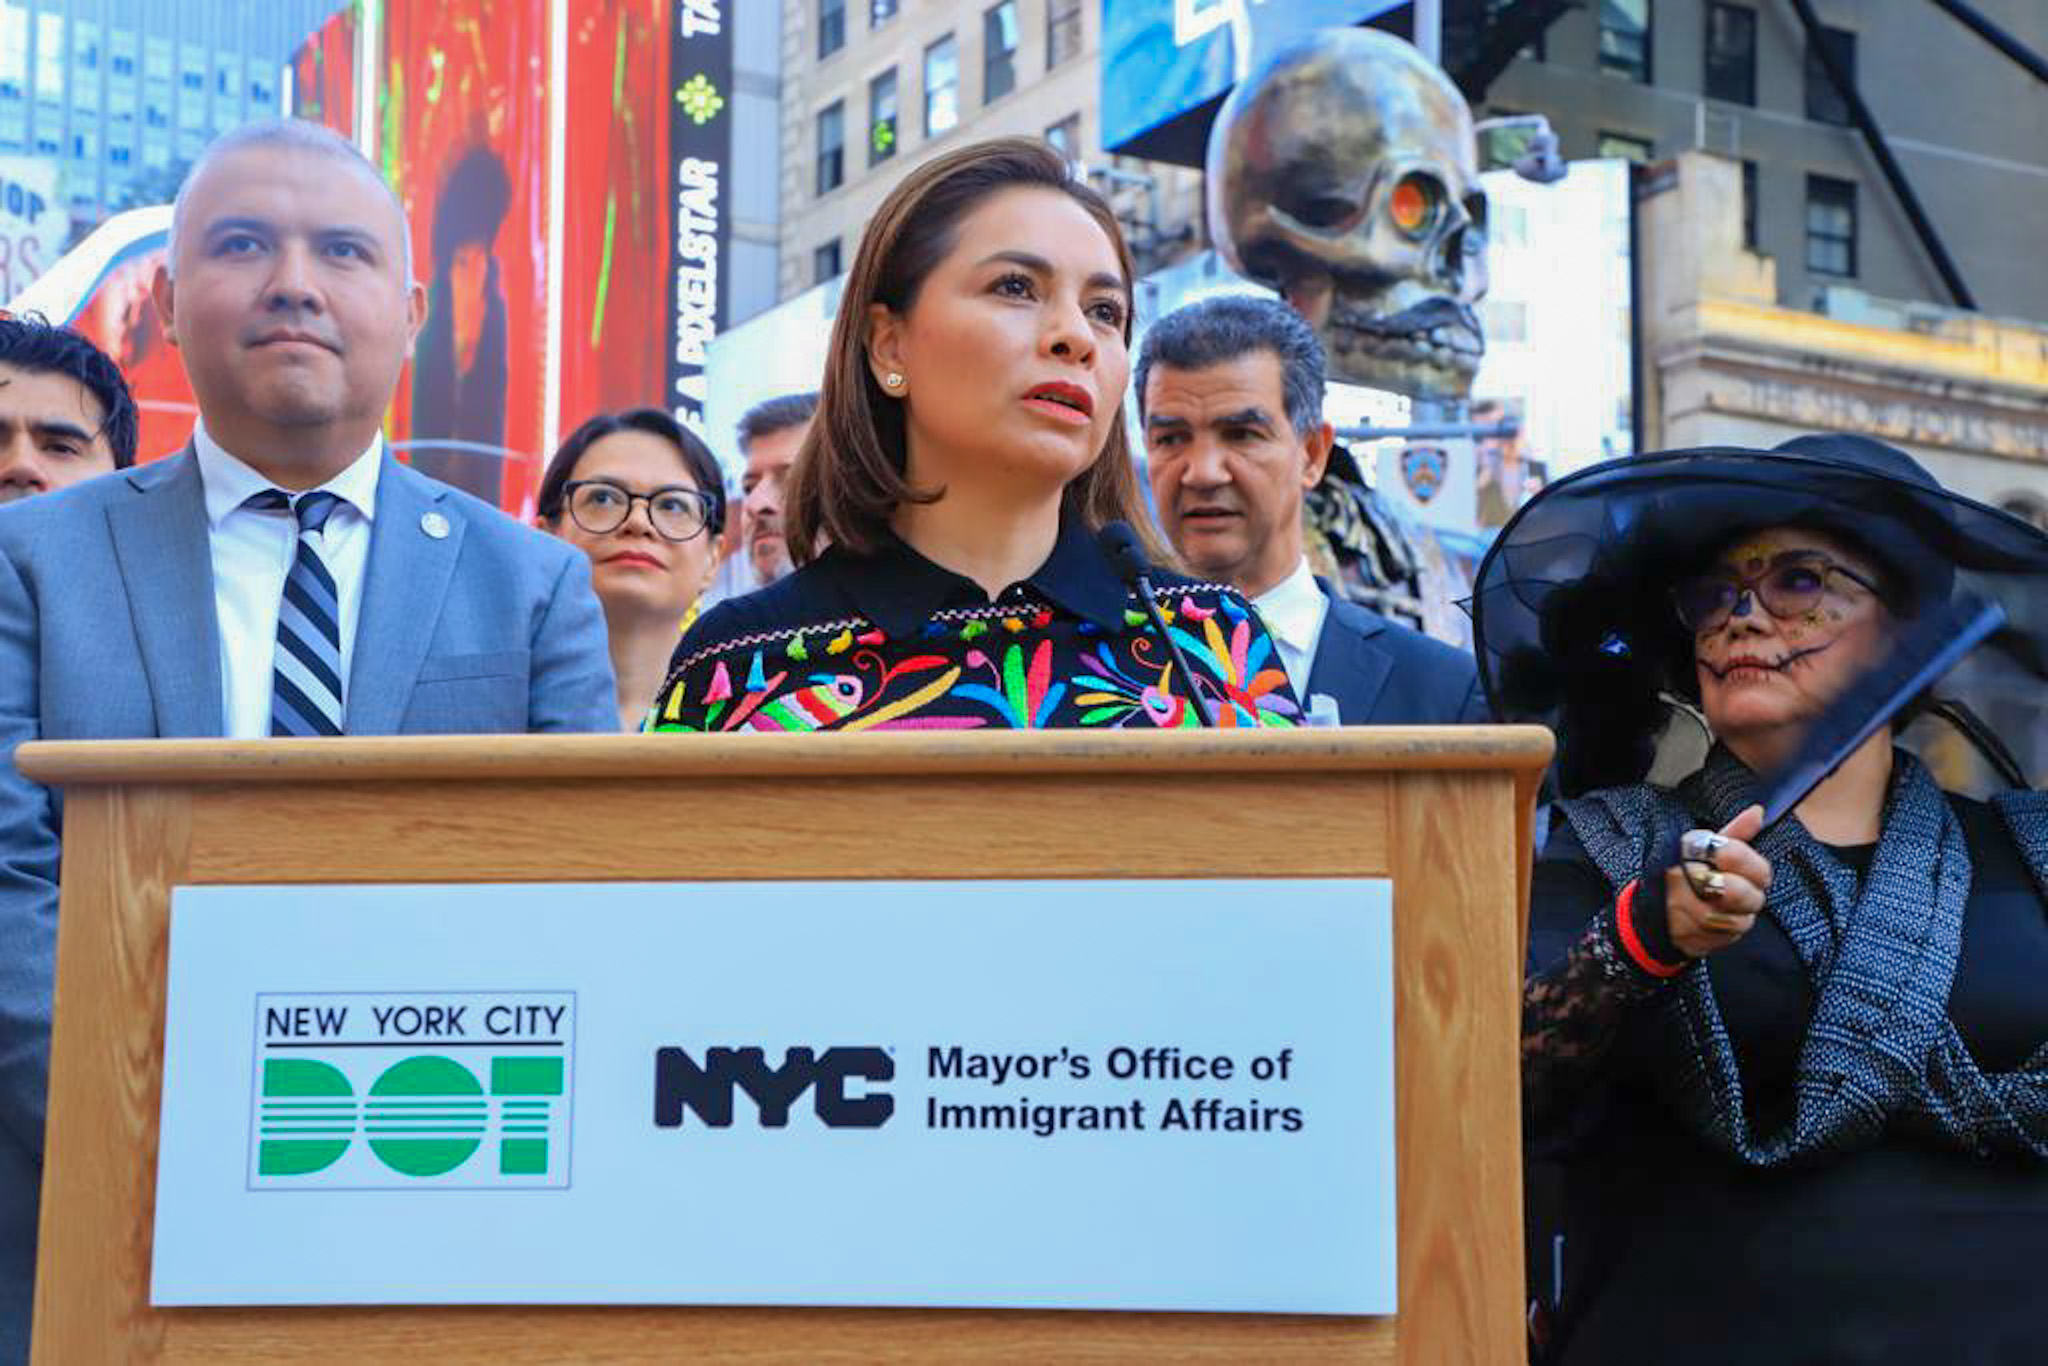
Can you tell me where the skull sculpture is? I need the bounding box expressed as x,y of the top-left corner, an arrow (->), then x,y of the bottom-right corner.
1208,28 -> 1488,400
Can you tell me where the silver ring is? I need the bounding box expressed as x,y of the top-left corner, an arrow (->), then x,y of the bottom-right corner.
1681,830 -> 1728,867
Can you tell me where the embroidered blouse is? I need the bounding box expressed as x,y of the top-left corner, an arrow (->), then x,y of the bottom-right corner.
648,520 -> 1302,732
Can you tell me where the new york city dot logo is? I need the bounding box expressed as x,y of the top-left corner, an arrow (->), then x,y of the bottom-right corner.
248,992 -> 575,1191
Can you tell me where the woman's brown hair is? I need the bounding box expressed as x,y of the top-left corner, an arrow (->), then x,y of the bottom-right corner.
785,136 -> 1170,565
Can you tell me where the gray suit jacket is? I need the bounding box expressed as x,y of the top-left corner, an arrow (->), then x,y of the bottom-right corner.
0,448 -> 615,1361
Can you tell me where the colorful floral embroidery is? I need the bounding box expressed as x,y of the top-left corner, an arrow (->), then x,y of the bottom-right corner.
650,584 -> 1302,734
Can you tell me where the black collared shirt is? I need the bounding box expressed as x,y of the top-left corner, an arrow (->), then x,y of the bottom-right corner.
650,520 -> 1303,732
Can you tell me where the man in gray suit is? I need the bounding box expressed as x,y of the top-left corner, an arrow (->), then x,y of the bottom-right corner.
0,120 -> 614,1360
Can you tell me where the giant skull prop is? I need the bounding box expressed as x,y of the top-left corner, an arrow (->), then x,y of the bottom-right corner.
1208,28 -> 1488,401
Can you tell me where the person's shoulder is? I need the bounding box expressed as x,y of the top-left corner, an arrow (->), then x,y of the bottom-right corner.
1144,567 -> 1260,617
391,461 -> 581,571
1322,591 -> 1477,673
0,464 -> 146,552
668,558 -> 853,673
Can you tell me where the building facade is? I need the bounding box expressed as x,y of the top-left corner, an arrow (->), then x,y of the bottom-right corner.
1478,0 -> 2048,321
0,0 -> 344,232
774,0 -> 1201,302
1641,148 -> 2048,524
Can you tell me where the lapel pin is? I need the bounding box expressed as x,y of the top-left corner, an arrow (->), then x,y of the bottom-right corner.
420,511 -> 451,540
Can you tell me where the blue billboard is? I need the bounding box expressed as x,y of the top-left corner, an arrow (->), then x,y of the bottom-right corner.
1101,0 -> 1406,162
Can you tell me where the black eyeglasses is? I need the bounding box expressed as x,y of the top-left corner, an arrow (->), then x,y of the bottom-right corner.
560,479 -> 716,542
1671,552 -> 1882,633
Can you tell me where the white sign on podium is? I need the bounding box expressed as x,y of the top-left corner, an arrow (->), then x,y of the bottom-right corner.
154,877 -> 1396,1315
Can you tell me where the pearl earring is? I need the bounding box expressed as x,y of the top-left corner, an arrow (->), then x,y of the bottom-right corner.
884,372 -> 905,390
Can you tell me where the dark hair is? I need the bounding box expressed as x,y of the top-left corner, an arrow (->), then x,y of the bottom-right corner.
784,136 -> 1167,565
737,391 -> 819,453
1135,294 -> 1327,436
537,407 -> 726,535
0,315 -> 139,468
431,147 -> 511,270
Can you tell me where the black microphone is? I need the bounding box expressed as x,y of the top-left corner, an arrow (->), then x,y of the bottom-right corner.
1096,521 -> 1216,728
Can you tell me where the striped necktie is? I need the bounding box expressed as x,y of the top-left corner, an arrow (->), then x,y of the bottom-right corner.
249,488 -> 347,736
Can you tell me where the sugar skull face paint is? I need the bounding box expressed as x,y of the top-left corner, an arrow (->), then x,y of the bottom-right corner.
1690,525 -> 1892,753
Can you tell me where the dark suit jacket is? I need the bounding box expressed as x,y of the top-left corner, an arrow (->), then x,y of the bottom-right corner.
1304,589 -> 1489,725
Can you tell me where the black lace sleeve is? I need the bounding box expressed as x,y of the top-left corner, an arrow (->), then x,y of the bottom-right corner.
1523,825 -> 1688,1140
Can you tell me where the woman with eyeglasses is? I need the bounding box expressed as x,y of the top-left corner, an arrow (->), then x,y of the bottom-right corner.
1467,434 -> 2048,1364
537,408 -> 725,730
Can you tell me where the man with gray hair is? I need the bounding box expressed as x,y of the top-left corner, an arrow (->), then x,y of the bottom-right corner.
1138,293 -> 1485,724
0,118 -> 613,1360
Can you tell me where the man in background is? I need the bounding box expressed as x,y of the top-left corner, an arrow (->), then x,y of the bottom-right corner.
0,117 -> 613,1363
0,317 -> 138,501
409,145 -> 512,502
1138,294 -> 1486,724
735,391 -> 816,587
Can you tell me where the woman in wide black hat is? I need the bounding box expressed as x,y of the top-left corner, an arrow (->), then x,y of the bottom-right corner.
1471,434 -> 2048,1364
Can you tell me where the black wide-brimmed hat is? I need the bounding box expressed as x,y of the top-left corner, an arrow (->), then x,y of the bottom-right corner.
1468,434 -> 2048,795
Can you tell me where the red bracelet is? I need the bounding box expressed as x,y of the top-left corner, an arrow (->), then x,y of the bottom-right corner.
1614,878 -> 1687,978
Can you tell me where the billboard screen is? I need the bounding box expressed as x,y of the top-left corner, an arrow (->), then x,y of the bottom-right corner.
381,0 -> 551,513
288,4 -> 357,140
558,0 -> 674,434
1101,0 -> 1403,161
666,1 -> 735,434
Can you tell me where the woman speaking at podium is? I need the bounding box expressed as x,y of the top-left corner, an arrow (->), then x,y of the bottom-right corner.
648,138 -> 1299,732
1471,435 -> 2048,1364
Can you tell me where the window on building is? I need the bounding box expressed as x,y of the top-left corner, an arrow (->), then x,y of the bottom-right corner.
1741,159 -> 1758,250
1806,175 -> 1856,277
1486,0 -> 1545,60
983,3 -> 1019,105
34,137 -> 56,155
868,68 -> 898,165
815,101 -> 845,196
112,54 -> 135,77
0,83 -> 19,102
814,239 -> 842,284
78,44 -> 99,71
1805,26 -> 1855,126
71,131 -> 94,158
144,104 -> 167,128
1045,112 -> 1080,162
181,70 -> 203,91
870,0 -> 899,27
251,80 -> 271,105
1596,131 -> 1653,163
1704,4 -> 1755,105
924,35 -> 959,137
217,68 -> 232,95
1047,0 -> 1084,68
818,0 -> 845,60
1599,0 -> 1651,83
110,144 -> 131,165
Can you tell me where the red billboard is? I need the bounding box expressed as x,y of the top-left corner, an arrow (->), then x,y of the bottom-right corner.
380,0 -> 551,514
288,3 -> 357,141
559,0 -> 673,436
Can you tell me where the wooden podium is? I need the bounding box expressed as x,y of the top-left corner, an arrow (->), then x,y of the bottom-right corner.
20,726 -> 1549,1364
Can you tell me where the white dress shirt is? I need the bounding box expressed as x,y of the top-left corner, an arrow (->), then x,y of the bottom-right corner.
1251,557 -> 1331,702
193,423 -> 381,739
